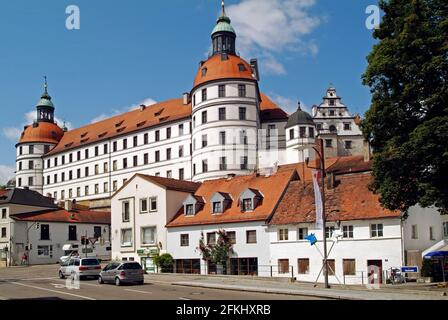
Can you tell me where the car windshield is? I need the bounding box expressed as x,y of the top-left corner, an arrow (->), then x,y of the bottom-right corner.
123,263 -> 142,270
81,259 -> 100,266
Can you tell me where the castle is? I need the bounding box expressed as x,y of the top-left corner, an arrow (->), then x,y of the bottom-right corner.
15,2 -> 364,210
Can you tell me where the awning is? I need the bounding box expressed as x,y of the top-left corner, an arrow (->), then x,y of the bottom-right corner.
424,251 -> 448,259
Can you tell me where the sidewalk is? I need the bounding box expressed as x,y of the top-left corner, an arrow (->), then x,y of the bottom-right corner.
146,273 -> 448,300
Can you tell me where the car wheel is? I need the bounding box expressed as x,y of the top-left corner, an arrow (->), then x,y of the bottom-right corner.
115,277 -> 121,286
59,271 -> 65,279
98,276 -> 104,284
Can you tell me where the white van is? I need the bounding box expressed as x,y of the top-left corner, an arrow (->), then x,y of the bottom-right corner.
59,242 -> 112,264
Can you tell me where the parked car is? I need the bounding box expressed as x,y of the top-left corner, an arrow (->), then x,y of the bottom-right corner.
98,261 -> 145,286
59,257 -> 102,280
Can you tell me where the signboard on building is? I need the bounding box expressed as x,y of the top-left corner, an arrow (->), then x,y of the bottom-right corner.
401,266 -> 419,273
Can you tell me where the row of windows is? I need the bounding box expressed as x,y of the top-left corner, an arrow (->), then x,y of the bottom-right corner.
193,130 -> 250,151
277,258 -> 358,276
178,230 -> 257,248
289,127 -> 315,140
44,123 -> 190,170
192,156 -> 249,175
193,107 -> 247,128
44,147 -> 190,186
48,169 -> 186,201
35,223 -> 103,241
120,227 -> 157,247
316,123 -> 352,132
277,225 -> 383,241
411,224 -> 443,241
193,84 -> 247,106
18,145 -> 51,156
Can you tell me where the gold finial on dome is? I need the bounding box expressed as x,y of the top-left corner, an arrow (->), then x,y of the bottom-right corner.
221,0 -> 226,17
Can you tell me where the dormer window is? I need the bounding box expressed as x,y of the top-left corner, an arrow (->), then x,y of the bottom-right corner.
201,68 -> 208,77
242,198 -> 253,212
213,202 -> 222,214
185,204 -> 194,216
238,63 -> 247,72
183,194 -> 204,217
210,192 -> 232,214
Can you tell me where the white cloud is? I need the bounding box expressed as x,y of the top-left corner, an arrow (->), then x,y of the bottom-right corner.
227,0 -> 321,75
2,127 -> 22,141
0,165 -> 14,185
269,92 -> 310,114
91,98 -> 157,124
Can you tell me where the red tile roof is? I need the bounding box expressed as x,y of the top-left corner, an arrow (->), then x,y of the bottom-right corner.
193,54 -> 255,88
19,122 -> 64,145
167,169 -> 298,228
11,209 -> 110,224
259,93 -> 288,121
137,174 -> 201,193
269,172 -> 399,226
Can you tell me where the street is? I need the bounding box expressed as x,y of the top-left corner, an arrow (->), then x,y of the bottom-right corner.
0,265 -> 325,300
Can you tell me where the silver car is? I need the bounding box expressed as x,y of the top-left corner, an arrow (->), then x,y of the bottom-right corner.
59,257 -> 102,280
98,261 -> 145,286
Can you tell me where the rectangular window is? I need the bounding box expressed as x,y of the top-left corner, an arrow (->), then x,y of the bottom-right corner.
309,127 -> 315,139
430,227 -> 435,241
85,186 -> 89,196
85,149 -> 89,159
239,107 -> 247,120
298,228 -> 308,240
219,131 -> 226,145
68,225 -> 77,241
29,145 -> 34,154
122,201 -> 130,222
28,177 -> 34,186
412,225 -> 418,239
345,141 -> 352,149
324,259 -> 336,276
166,127 -> 171,139
155,151 -> 160,162
133,155 -> 138,167
144,133 -> 149,144
185,204 -> 194,216
95,146 -> 99,157
207,232 -> 216,245
212,202 -> 222,214
180,234 -> 189,247
155,130 -> 160,142
298,259 -> 310,274
40,224 -> 50,240
94,164 -> 99,175
343,259 -> 356,276
202,160 -> 208,173
219,157 -> 227,171
123,139 -> 128,150
149,197 -> 157,212
278,229 -> 289,241
289,129 -> 295,140
37,246 -> 50,257
178,124 -> 184,136
133,136 -> 138,147
94,184 -> 99,194
1,208 -> 7,219
166,170 -> 172,179
144,153 -> 149,165
242,198 -> 252,212
278,259 -> 289,274
227,231 -> 236,244
85,167 -> 89,177
113,161 -> 117,171
179,168 -> 185,180
1,227 -> 6,238
219,107 -> 226,121
166,148 -> 171,160
246,230 -> 257,244
104,182 -> 109,193
77,151 -> 81,161
443,222 -> 448,238
218,85 -> 226,98
113,141 -> 117,152
202,111 -> 207,124
299,127 -> 306,138
202,135 -> 207,148
325,226 -> 335,239
104,144 -> 108,154
123,158 -> 128,169
238,84 -> 246,97
94,226 -> 102,239
343,225 -> 354,239
103,162 -> 108,173
371,224 -> 384,238
325,139 -> 333,148
178,146 -> 184,158
141,227 -> 157,245
240,130 -> 248,145
240,156 -> 248,170
344,123 -> 351,131
76,187 -> 81,197
113,181 -> 118,192
202,88 -> 207,102
121,229 -> 132,247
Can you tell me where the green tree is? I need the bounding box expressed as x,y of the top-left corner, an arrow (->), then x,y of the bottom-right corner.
362,0 -> 448,214
153,253 -> 174,273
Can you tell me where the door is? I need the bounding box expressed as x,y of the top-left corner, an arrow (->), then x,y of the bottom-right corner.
141,257 -> 155,273
367,260 -> 383,284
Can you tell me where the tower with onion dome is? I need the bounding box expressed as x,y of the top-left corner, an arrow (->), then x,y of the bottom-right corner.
191,1 -> 261,181
16,78 -> 64,194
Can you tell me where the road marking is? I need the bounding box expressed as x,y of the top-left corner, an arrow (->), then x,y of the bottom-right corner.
52,279 -> 102,288
179,297 -> 191,300
125,289 -> 153,294
11,282 -> 96,300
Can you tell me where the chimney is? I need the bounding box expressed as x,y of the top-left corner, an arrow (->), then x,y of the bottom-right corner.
363,140 -> 372,162
139,104 -> 146,111
183,92 -> 190,105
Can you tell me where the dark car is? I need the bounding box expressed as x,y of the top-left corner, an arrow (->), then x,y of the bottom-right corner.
98,261 -> 145,286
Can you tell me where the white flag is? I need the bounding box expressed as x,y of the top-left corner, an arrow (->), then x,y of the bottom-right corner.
312,170 -> 323,230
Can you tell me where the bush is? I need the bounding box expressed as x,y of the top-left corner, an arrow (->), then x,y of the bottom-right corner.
153,253 -> 174,273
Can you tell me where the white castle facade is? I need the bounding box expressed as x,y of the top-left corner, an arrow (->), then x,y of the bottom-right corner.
15,4 -> 364,210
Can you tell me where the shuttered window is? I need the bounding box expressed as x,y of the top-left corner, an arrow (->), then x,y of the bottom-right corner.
343,259 -> 356,276
298,259 -> 310,274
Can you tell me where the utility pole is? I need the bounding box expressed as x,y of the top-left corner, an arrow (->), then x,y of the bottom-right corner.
317,139 -> 329,289
85,231 -> 88,258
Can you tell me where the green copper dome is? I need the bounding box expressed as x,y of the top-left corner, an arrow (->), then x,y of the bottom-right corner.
286,103 -> 315,128
37,97 -> 54,108
212,17 -> 235,35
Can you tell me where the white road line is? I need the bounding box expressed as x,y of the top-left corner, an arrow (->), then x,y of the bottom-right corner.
11,282 -> 96,300
125,289 -> 153,294
179,297 -> 191,300
52,279 -> 102,288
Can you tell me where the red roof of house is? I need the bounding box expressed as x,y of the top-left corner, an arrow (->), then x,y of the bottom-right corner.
167,169 -> 298,228
19,121 -> 64,145
269,172 -> 399,225
11,209 -> 111,224
137,174 -> 202,193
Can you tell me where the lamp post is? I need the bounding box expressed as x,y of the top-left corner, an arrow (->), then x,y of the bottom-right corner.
301,138 -> 330,289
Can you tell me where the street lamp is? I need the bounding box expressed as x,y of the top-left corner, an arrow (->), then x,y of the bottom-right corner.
297,138 -> 330,289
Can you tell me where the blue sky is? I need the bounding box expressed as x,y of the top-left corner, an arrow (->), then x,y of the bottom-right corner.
0,0 -> 379,183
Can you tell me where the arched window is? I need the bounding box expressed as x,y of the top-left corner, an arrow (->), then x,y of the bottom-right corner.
329,125 -> 337,132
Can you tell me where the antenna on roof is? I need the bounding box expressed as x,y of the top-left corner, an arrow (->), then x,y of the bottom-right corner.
43,75 -> 48,94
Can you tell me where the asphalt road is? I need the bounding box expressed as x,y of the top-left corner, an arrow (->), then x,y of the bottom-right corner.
0,265 -> 324,300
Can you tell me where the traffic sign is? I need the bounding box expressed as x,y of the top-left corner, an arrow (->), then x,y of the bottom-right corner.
401,266 -> 419,273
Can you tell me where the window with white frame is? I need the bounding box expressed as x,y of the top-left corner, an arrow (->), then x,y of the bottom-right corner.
149,197 -> 157,212
278,229 -> 289,241
122,201 -> 130,222
141,227 -> 157,245
1,208 -> 7,219
298,228 -> 308,240
140,198 -> 148,214
212,202 -> 222,214
180,234 -> 189,247
325,226 -> 335,239
37,245 -> 50,257
371,224 -> 384,238
121,229 -> 133,247
242,198 -> 253,212
185,204 -> 194,216
342,225 -> 354,239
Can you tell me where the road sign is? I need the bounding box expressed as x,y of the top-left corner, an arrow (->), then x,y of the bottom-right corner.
401,266 -> 419,273
89,237 -> 97,246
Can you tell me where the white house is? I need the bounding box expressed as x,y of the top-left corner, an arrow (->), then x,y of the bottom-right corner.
110,174 -> 200,272
166,168 -> 299,276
